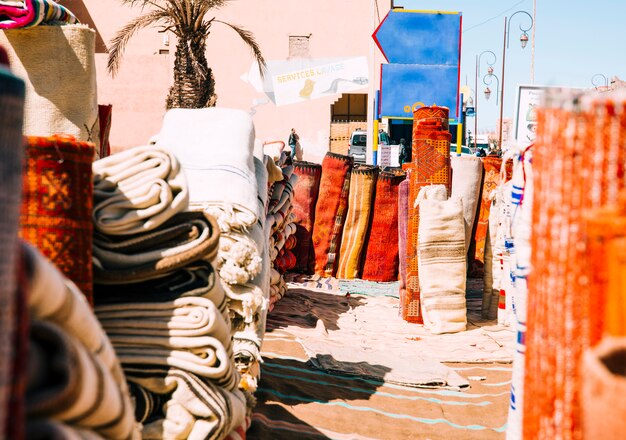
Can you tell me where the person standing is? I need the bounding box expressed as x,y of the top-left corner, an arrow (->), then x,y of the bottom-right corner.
398,138 -> 411,165
288,128 -> 299,159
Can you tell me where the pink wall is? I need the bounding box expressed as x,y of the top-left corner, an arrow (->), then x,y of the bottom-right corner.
81,0 -> 388,161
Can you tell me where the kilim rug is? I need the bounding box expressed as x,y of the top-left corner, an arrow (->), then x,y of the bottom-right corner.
362,170 -> 405,282
312,152 -> 353,277
471,156 -> 503,276
337,165 -> 378,279
524,91 -> 626,440
398,178 -> 409,316
20,135 -> 95,304
291,161 -> 322,274
0,58 -> 24,438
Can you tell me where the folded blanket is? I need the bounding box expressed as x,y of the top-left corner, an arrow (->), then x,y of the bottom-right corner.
269,173 -> 297,215
94,261 -> 228,317
27,320 -> 137,439
0,25 -> 100,150
0,0 -> 77,29
20,135 -> 95,304
26,419 -> 105,440
223,283 -> 266,325
127,367 -> 246,440
93,145 -> 189,235
0,62 -> 24,437
96,296 -> 232,349
417,188 -> 467,334
114,339 -> 239,391
217,225 -> 263,285
153,108 -> 259,231
93,211 -> 219,284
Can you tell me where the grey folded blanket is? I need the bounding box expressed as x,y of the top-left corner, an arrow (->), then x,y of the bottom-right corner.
93,211 -> 220,284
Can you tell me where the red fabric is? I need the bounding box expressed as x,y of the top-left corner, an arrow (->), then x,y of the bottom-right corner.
362,171 -> 406,281
312,153 -> 353,277
98,104 -> 112,159
19,135 -> 95,304
291,161 -> 322,274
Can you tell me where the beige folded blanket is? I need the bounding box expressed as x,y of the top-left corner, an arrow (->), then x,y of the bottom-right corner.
27,320 -> 138,439
93,145 -> 189,235
217,227 -> 263,285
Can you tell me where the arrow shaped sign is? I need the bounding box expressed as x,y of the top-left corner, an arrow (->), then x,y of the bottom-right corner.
373,10 -> 462,65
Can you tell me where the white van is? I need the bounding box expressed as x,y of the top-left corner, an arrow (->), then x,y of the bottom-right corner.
349,129 -> 389,164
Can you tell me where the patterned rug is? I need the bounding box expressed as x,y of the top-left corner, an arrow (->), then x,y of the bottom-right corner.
292,161 -> 322,274
20,135 -> 95,303
312,153 -> 353,277
337,165 -> 378,279
362,171 -> 405,282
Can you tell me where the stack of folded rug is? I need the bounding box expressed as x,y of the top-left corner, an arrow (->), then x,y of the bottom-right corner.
0,0 -> 78,29
23,241 -> 140,439
151,109 -> 270,409
91,145 -> 247,438
266,159 -> 299,311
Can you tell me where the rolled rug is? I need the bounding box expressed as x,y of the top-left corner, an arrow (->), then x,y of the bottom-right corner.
0,58 -> 24,437
0,0 -> 78,28
312,152 -> 354,277
26,320 -> 137,440
337,165 -> 378,279
93,211 -> 219,284
26,420 -> 105,440
253,156 -> 268,219
22,241 -> 138,439
114,339 -> 239,392
398,179 -> 410,310
96,296 -> 232,349
0,25 -> 99,149
581,338 -> 626,440
152,108 -> 259,231
97,104 -> 112,159
269,173 -> 297,215
93,261 -> 229,318
291,161 -> 322,274
451,156 -> 483,254
362,171 -> 406,282
127,367 -> 246,440
20,135 -> 95,304
93,145 -> 189,236
494,181 -> 514,327
417,189 -> 467,334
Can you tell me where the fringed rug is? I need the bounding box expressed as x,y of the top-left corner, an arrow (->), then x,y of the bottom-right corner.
336,165 -> 378,279
20,135 -> 95,303
362,171 -> 405,282
312,152 -> 353,277
291,161 -> 322,274
524,91 -> 626,439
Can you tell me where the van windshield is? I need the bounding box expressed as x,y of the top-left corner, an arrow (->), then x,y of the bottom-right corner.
352,135 -> 367,146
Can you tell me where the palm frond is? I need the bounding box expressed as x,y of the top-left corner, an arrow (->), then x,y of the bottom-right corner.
214,20 -> 266,77
107,10 -> 169,76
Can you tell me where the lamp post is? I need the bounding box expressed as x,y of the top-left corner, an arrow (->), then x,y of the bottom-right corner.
498,11 -> 533,149
591,73 -> 609,90
483,72 -> 500,106
474,50 -> 497,150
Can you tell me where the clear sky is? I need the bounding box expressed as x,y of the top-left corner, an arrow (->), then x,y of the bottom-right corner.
393,0 -> 626,132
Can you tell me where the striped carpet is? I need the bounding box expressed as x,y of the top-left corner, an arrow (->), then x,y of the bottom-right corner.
250,281 -> 512,439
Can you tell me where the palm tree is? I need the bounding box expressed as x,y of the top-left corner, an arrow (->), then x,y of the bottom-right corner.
107,0 -> 265,109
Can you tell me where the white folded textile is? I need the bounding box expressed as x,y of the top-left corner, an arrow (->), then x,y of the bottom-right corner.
128,368 -> 246,440
93,145 -> 189,235
217,224 -> 264,285
95,297 -> 232,348
153,108 -> 259,231
451,156 -> 483,253
223,283 -> 266,325
114,338 -> 239,391
417,187 -> 467,335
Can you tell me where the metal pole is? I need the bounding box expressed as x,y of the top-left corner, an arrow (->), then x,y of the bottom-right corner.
531,0 -> 536,83
499,17 -> 506,150
475,54 -> 478,150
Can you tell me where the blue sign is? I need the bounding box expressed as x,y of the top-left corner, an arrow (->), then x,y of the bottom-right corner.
373,10 -> 462,65
380,64 -> 459,119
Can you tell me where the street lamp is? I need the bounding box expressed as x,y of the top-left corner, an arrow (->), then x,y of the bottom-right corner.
474,50 -> 497,149
483,72 -> 500,105
591,73 -> 609,90
498,11 -> 533,149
